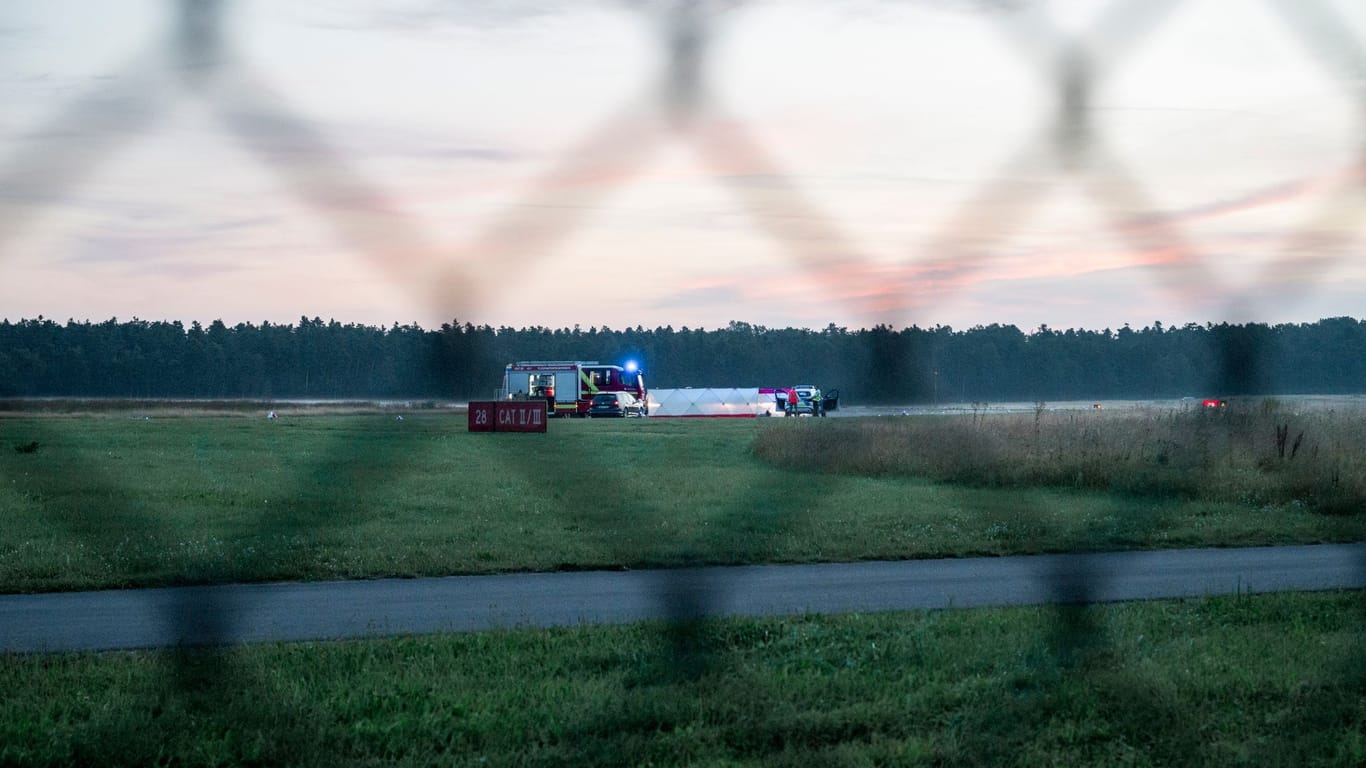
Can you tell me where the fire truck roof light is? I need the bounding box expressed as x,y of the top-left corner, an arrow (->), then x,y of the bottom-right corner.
625,360 -> 639,373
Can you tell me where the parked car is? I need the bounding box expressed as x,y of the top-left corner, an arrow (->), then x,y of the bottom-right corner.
589,391 -> 645,418
790,385 -> 820,415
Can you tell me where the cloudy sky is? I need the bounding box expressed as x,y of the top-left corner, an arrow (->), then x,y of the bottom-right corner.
1,0 -> 1363,332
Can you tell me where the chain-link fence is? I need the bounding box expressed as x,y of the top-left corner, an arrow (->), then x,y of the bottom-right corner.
2,0 -> 1365,763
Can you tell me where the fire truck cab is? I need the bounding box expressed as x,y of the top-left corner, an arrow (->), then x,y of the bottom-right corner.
502,361 -> 648,418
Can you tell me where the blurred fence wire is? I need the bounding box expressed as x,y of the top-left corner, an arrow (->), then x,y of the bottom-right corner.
2,0 -> 1365,762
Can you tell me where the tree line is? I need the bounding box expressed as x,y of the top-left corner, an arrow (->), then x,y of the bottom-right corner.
1,316 -> 1362,403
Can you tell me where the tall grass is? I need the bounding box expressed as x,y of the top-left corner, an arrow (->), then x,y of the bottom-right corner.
753,401 -> 1366,513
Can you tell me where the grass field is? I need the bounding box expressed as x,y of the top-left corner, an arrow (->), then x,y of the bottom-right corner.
4,404 -> 1365,765
2,407 -> 1364,593
2,590 -> 1363,766
755,402 -> 1366,514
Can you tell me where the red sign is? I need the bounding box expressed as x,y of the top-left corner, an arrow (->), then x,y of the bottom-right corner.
467,401 -> 496,432
494,400 -> 548,432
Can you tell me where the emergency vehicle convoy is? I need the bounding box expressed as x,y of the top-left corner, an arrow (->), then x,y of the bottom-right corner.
502,360 -> 648,417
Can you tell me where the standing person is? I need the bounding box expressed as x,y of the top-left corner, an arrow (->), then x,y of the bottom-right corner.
787,387 -> 798,416
811,388 -> 823,417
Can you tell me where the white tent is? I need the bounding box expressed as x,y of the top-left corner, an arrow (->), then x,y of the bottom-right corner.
647,388 -> 778,417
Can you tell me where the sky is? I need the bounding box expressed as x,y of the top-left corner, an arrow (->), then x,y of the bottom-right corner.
1,0 -> 1364,333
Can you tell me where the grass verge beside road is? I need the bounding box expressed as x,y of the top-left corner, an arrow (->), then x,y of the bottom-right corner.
2,410 -> 1364,593
2,590 -> 1363,766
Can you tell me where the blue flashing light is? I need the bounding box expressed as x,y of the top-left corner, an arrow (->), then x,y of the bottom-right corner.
624,360 -> 639,373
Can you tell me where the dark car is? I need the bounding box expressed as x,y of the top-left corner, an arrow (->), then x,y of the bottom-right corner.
588,391 -> 645,418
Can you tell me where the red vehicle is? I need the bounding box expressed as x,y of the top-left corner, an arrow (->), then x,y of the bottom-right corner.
502,360 -> 648,418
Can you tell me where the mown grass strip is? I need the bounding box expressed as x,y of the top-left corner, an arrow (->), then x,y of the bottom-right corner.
2,591 -> 1363,767
2,412 -> 1364,593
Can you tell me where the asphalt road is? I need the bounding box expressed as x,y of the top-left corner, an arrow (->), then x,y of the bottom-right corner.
3,543 -> 1365,654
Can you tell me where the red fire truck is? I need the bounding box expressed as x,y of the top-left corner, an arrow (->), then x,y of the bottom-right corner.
501,360 -> 648,417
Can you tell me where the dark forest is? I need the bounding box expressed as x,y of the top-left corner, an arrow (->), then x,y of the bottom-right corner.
1,316 -> 1362,403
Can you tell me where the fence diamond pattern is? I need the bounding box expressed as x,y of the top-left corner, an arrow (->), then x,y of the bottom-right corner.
1,0 -> 1363,762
